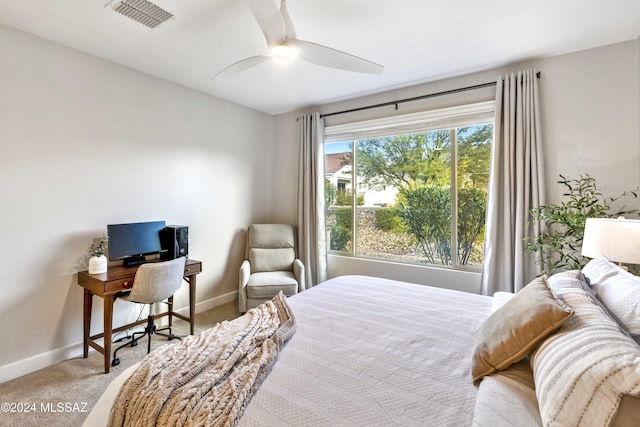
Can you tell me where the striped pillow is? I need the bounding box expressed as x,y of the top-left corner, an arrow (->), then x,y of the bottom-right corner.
531,272 -> 640,427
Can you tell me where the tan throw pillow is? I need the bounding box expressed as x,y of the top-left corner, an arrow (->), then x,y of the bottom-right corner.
471,277 -> 574,385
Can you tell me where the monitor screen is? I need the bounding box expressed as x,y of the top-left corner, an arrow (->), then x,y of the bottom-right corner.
107,220 -> 166,266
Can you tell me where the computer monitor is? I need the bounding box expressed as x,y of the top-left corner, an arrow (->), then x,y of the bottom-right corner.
107,220 -> 166,267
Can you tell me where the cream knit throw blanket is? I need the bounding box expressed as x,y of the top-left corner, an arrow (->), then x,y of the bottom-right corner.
108,292 -> 296,427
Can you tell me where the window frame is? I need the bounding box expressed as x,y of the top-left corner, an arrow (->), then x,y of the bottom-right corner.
324,101 -> 495,271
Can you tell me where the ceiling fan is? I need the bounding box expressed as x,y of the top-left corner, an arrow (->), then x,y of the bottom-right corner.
213,0 -> 384,80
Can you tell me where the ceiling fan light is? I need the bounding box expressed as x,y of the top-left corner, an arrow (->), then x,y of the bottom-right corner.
271,44 -> 297,58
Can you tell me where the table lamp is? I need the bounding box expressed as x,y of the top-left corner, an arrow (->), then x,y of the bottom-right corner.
581,217 -> 640,266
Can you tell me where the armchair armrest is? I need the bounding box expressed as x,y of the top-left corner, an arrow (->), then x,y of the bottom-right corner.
239,259 -> 251,313
293,258 -> 305,292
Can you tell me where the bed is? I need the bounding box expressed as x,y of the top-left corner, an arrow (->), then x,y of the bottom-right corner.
83,264 -> 640,426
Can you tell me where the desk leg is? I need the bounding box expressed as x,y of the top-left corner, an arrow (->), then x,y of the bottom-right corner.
83,289 -> 93,358
189,276 -> 196,335
103,295 -> 115,374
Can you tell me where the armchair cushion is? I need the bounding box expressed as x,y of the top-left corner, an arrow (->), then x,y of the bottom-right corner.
248,224 -> 296,251
249,248 -> 295,273
246,272 -> 298,298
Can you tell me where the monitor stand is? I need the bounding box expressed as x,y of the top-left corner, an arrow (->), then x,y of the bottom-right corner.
123,255 -> 146,267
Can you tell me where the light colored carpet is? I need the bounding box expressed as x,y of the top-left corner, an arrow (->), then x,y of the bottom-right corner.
0,302 -> 240,427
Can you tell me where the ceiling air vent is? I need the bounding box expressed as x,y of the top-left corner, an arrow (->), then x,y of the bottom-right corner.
108,0 -> 173,29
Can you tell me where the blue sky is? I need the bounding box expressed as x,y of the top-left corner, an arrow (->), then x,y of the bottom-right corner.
325,141 -> 351,154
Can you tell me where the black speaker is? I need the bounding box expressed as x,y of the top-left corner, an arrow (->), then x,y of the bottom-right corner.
160,225 -> 188,260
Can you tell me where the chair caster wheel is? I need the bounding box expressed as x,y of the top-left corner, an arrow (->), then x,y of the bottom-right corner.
131,340 -> 138,347
168,335 -> 175,341
111,358 -> 120,367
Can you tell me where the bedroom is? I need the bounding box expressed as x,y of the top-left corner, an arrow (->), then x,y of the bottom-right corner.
0,0 -> 639,424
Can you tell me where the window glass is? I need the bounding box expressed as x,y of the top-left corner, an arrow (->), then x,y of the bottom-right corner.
325,119 -> 493,270
325,144 -> 353,252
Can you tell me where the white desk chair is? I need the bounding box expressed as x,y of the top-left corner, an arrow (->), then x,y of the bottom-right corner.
111,256 -> 186,366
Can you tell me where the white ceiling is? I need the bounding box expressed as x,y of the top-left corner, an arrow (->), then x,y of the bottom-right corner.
1,0 -> 639,115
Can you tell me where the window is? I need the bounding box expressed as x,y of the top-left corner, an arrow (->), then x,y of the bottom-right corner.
324,102 -> 494,270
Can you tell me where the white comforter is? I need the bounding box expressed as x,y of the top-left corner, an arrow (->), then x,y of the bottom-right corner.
85,275 -> 492,426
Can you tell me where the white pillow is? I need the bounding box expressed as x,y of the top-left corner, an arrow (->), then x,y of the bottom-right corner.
582,256 -> 640,341
597,273 -> 640,339
581,255 -> 620,289
532,272 -> 640,427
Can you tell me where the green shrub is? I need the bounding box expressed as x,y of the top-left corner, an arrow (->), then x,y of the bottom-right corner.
397,185 -> 487,266
328,207 -> 353,252
335,189 -> 364,206
334,207 -> 352,229
330,225 -> 351,251
375,208 -> 404,233
336,190 -> 351,206
325,180 -> 336,206
398,186 -> 452,265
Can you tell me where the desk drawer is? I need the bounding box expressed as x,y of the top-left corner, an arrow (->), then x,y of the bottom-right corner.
105,278 -> 134,293
185,262 -> 202,275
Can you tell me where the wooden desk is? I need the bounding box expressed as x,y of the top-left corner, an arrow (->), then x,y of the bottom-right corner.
77,258 -> 202,373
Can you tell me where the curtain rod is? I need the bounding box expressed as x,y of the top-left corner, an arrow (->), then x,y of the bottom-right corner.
320,71 -> 541,119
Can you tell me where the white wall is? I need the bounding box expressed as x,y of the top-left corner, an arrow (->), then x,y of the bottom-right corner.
273,39 -> 640,293
540,40 -> 640,205
0,24 -> 275,381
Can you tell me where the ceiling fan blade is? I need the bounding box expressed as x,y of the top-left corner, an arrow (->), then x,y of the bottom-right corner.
280,0 -> 296,39
289,39 -> 384,74
245,0 -> 286,47
212,55 -> 271,80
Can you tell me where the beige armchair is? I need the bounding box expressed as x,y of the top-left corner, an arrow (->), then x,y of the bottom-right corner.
239,224 -> 305,313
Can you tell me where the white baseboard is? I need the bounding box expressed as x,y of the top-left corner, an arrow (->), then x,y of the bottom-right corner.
174,289 -> 237,316
0,291 -> 237,384
0,342 -> 82,385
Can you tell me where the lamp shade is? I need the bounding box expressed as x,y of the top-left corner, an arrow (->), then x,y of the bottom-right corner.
581,217 -> 640,264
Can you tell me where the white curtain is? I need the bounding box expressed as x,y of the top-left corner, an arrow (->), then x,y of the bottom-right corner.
481,69 -> 545,295
297,112 -> 328,289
